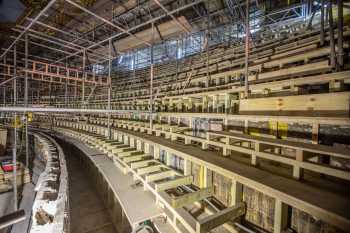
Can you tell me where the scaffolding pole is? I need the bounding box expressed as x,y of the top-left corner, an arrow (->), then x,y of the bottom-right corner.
337,0 -> 343,69
320,0 -> 325,46
25,33 -> 29,167
82,49 -> 86,105
206,1 -> 211,88
328,0 -> 336,69
244,0 -> 250,98
107,39 -> 112,139
149,22 -> 155,130
13,44 -> 18,211
0,0 -> 57,60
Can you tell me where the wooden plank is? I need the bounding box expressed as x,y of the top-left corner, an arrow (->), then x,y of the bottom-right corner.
155,176 -> 193,192
122,154 -> 147,163
239,92 -> 350,116
137,165 -> 164,176
145,170 -> 174,182
130,159 -> 159,169
196,202 -> 246,233
171,187 -> 214,209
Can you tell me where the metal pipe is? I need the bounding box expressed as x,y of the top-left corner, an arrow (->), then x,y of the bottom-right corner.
206,0 -> 211,88
82,49 -> 86,105
1,48 -> 66,65
244,0 -> 250,98
13,44 -> 18,211
52,0 -> 204,66
64,0 -> 151,46
337,0 -> 343,69
153,0 -> 191,33
25,33 -> 29,168
320,0 -> 325,46
0,76 -> 17,87
149,22 -> 155,130
328,0 -> 336,69
107,39 -> 112,139
0,0 -> 57,60
25,18 -> 106,50
0,106 -> 150,114
0,210 -> 25,230
15,26 -> 107,60
10,36 -> 92,61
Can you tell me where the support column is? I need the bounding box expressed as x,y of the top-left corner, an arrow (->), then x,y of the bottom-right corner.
202,96 -> 208,113
107,39 -> 112,139
206,2 -> 211,88
13,44 -> 18,211
24,33 -> 29,167
184,159 -> 191,176
320,0 -> 325,46
149,22 -> 155,132
212,95 -> 218,113
273,199 -> 288,233
244,0 -> 250,98
203,166 -> 212,188
312,123 -> 319,144
293,149 -> 304,179
82,49 -> 86,105
165,151 -> 171,166
230,180 -> 243,206
337,0 -> 343,70
329,1 -> 336,69
154,146 -> 160,160
224,94 -> 231,114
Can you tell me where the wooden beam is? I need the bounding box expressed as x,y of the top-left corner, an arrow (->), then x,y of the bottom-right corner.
196,202 -> 246,233
145,170 -> 173,182
171,187 -> 213,209
122,154 -> 147,163
155,175 -> 193,191
137,164 -> 164,175
130,159 -> 158,169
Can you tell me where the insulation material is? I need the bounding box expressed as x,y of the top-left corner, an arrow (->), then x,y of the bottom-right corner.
291,208 -> 343,233
212,172 -> 232,207
243,186 -> 274,232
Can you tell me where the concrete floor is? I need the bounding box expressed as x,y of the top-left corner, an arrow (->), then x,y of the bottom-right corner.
66,150 -> 117,233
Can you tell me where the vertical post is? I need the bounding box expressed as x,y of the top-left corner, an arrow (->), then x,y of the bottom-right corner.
337,0 -> 343,70
320,0 -> 325,46
13,44 -> 18,211
107,39 -> 112,139
175,36 -> 179,84
206,1 -> 210,88
244,0 -> 250,98
82,49 -> 86,106
2,56 -> 5,106
25,33 -> 29,167
149,22 -> 155,132
273,199 -> 288,233
328,0 -> 336,69
2,87 -> 5,106
65,60 -> 68,105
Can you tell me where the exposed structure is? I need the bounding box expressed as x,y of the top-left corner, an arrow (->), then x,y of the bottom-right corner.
0,0 -> 349,233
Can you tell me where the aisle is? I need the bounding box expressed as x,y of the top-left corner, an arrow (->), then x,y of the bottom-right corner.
65,146 -> 117,233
